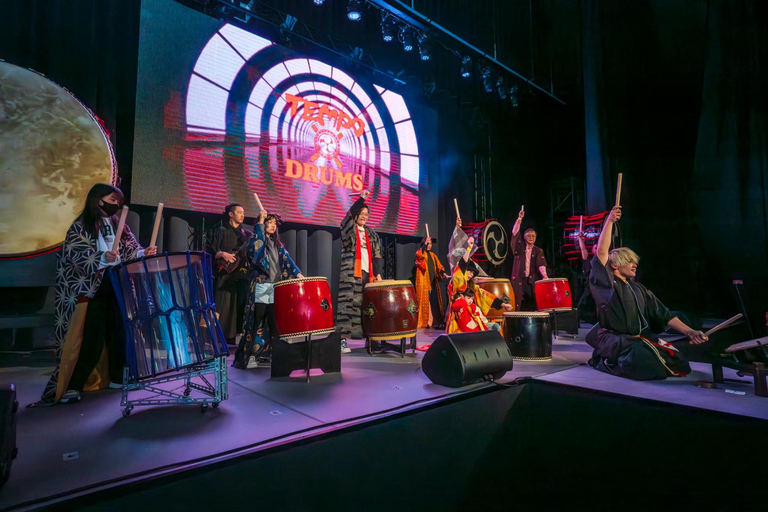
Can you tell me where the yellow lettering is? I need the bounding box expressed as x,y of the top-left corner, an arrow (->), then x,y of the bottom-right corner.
334,170 -> 353,189
285,159 -> 303,178
302,162 -> 320,183
352,173 -> 363,192
319,166 -> 334,185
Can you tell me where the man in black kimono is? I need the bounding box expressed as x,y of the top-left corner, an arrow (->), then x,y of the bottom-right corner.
510,208 -> 548,311
587,206 -> 708,380
212,203 -> 250,345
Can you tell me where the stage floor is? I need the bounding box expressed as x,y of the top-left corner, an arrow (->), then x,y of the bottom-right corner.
0,328 -> 590,510
2,326 -> 766,510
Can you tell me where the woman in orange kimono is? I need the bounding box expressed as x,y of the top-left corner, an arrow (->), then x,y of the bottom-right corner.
414,236 -> 447,329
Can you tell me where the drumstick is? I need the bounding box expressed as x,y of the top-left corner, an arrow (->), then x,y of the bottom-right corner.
615,173 -> 623,207
454,198 -> 460,219
425,223 -> 430,240
703,313 -> 743,337
253,192 -> 265,213
111,205 -> 129,254
579,215 -> 583,233
149,203 -> 163,248
521,204 -> 524,213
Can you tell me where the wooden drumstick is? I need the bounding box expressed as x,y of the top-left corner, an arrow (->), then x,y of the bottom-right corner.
703,313 -> 743,337
253,192 -> 265,213
111,205 -> 129,254
579,215 -> 583,233
454,198 -> 460,219
149,203 -> 163,248
425,223 -> 430,241
615,173 -> 623,208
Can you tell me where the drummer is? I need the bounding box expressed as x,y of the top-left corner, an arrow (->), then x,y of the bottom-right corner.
30,184 -> 157,406
337,190 -> 383,353
510,207 -> 548,311
446,236 -> 512,333
451,288 -> 499,333
414,235 -> 448,329
234,209 -> 303,370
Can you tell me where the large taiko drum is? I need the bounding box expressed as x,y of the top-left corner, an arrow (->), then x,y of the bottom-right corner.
503,311 -> 553,361
476,278 -> 515,318
534,278 -> 573,310
110,252 -> 229,381
273,277 -> 335,339
362,280 -> 418,341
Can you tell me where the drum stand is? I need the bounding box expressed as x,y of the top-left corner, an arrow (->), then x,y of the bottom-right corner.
711,359 -> 768,397
120,355 -> 229,417
366,335 -> 416,357
271,331 -> 341,382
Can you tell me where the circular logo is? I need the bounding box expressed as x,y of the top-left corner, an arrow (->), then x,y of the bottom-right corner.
314,129 -> 341,159
483,220 -> 509,265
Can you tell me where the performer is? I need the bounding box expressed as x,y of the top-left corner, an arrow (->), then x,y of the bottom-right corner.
212,203 -> 251,345
451,288 -> 495,332
234,210 -> 303,369
30,184 -> 156,406
510,208 -> 548,311
337,190 -> 383,352
588,206 -> 707,380
414,236 -> 448,329
576,230 -> 597,323
446,236 -> 510,333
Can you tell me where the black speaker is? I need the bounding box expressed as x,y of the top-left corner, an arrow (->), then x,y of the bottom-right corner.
422,331 -> 514,387
0,384 -> 18,490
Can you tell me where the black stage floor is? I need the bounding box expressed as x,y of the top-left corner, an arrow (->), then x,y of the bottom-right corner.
1,327 -> 765,511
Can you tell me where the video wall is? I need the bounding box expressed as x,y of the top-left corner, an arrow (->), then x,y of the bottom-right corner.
132,0 -> 436,236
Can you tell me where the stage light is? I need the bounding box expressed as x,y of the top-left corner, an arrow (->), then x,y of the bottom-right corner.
510,84 -> 519,108
347,0 -> 363,21
314,0 -> 326,5
418,34 -> 431,61
481,65 -> 493,93
496,77 -> 507,99
460,55 -> 471,78
401,26 -> 415,52
381,14 -> 396,42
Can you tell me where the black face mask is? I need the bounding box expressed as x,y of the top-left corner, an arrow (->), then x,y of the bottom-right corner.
99,201 -> 120,217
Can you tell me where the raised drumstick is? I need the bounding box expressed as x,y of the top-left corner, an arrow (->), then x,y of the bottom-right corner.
111,205 -> 129,254
703,313 -> 743,337
149,203 -> 164,249
579,215 -> 583,233
425,223 -> 430,241
454,198 -> 460,219
615,173 -> 623,208
253,192 -> 265,213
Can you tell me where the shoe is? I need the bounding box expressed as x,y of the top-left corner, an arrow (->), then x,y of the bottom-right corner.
255,356 -> 271,368
61,390 -> 81,404
341,339 -> 351,354
246,356 -> 259,369
108,382 -> 122,390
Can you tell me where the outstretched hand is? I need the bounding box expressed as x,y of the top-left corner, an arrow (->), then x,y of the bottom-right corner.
687,330 -> 709,345
502,303 -> 513,311
361,190 -> 370,200
456,218 -> 462,228
606,206 -> 622,225
144,246 -> 158,257
518,208 -> 525,220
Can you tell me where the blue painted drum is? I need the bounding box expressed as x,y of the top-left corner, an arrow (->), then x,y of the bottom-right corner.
110,252 -> 229,380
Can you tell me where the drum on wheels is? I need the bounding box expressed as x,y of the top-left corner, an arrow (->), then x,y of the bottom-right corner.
362,280 -> 418,355
110,251 -> 229,415
534,278 -> 573,311
273,277 -> 335,339
502,311 -> 553,361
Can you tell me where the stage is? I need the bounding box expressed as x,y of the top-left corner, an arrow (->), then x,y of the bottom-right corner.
2,327 -> 768,511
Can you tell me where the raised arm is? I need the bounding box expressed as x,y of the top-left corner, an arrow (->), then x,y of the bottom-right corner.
511,207 -> 524,237
596,206 -> 621,266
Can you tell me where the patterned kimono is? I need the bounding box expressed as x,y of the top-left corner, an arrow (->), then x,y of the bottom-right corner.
38,220 -> 142,404
337,197 -> 382,339
239,224 -> 301,361
445,261 -> 502,334
451,298 -> 491,332
414,247 -> 446,328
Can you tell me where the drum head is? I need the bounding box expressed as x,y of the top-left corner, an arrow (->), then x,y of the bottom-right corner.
503,311 -> 551,318
482,220 -> 508,265
476,278 -> 512,284
0,62 -> 116,258
274,276 -> 328,288
121,252 -> 203,274
364,279 -> 413,289
535,278 -> 569,284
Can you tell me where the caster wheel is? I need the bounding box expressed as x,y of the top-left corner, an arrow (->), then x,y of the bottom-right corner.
201,403 -> 208,412
122,408 -> 132,417
213,402 -> 220,409
183,388 -> 191,397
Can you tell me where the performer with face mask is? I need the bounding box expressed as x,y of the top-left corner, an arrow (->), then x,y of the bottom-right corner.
234,209 -> 303,369
29,183 -> 156,406
337,190 -> 383,353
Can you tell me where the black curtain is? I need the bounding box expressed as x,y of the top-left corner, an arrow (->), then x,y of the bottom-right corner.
582,0 -> 768,333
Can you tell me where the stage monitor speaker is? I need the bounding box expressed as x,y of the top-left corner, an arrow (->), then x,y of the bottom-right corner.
422,331 -> 514,388
0,384 -> 18,490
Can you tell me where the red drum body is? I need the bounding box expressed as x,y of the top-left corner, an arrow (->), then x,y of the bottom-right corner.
273,277 -> 335,339
362,280 -> 418,341
475,278 -> 515,318
534,278 -> 573,310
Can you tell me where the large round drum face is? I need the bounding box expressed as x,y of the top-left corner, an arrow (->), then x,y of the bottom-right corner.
362,282 -> 418,341
0,62 -> 115,258
534,278 -> 573,310
273,277 -> 335,338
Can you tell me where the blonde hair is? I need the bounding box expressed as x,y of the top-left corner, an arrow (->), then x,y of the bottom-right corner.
608,247 -> 640,269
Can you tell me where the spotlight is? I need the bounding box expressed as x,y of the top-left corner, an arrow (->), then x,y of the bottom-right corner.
496,77 -> 507,99
510,84 -> 519,108
381,14 -> 396,42
400,26 -> 415,52
347,0 -> 363,21
481,66 -> 493,93
418,34 -> 431,61
313,0 -> 326,5
460,55 -> 471,78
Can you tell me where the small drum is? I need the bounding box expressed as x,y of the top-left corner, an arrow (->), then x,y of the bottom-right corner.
503,311 -> 553,361
534,278 -> 573,310
273,277 -> 335,339
362,280 -> 418,341
110,252 -> 229,380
